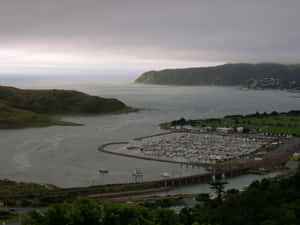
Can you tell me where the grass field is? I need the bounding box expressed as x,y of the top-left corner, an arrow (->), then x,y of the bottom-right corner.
166,111 -> 300,136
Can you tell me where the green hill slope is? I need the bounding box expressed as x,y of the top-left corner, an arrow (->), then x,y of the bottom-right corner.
0,101 -> 81,128
135,63 -> 300,88
0,86 -> 135,128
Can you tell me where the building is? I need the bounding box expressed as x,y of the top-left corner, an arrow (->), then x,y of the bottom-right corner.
191,126 -> 213,133
183,125 -> 193,130
216,127 -> 234,134
236,127 -> 244,133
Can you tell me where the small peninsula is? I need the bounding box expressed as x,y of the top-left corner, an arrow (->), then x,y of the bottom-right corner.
135,63 -> 300,90
0,85 -> 135,128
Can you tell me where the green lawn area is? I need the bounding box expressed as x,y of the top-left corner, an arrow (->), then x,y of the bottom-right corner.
167,111 -> 300,136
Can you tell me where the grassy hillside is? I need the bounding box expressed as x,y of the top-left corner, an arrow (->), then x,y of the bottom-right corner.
135,63 -> 300,88
0,101 -> 79,128
0,86 -> 132,114
0,86 -> 135,128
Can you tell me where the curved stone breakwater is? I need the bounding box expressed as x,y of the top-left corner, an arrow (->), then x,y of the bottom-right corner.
98,141 -> 187,165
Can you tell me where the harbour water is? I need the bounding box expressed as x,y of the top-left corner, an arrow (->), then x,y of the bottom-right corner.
0,77 -> 299,187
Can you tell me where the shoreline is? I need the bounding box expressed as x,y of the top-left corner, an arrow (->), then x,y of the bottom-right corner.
134,82 -> 300,91
0,107 -> 139,130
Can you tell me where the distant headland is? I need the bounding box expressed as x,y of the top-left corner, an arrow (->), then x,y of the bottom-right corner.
135,63 -> 300,90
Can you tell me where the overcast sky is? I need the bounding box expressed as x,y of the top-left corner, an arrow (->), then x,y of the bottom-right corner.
1,0 -> 300,76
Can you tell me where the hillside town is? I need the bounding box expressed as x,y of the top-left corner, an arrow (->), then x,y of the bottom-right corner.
247,76 -> 300,90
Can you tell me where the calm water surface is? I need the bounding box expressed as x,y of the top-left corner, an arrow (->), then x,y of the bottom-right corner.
0,79 -> 299,187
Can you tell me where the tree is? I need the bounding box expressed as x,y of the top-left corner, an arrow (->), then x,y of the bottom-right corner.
22,210 -> 46,225
102,203 -> 154,225
44,202 -> 70,225
209,181 -> 228,202
68,197 -> 101,225
22,197 -> 101,225
179,207 -> 193,225
153,208 -> 180,225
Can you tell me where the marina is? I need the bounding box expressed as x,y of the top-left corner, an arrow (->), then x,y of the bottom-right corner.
101,132 -> 278,164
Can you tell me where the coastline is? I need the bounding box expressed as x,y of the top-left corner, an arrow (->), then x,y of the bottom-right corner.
0,107 -> 139,130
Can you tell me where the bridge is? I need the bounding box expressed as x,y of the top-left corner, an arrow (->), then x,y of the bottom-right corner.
0,167 -> 249,202
155,167 -> 250,186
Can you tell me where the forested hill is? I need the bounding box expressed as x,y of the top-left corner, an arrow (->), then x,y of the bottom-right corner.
0,86 -> 134,128
135,63 -> 300,89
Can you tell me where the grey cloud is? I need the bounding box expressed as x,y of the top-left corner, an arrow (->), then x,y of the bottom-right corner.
1,0 -> 300,64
